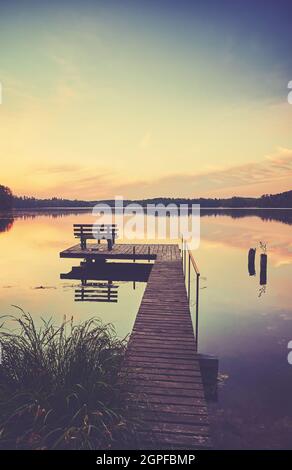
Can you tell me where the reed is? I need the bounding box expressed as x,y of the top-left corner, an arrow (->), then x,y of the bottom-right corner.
0,308 -> 134,449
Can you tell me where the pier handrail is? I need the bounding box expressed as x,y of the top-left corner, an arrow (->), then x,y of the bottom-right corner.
181,236 -> 200,351
180,236 -> 200,275
189,249 -> 200,276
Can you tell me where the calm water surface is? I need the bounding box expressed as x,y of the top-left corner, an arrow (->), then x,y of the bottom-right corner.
0,209 -> 291,449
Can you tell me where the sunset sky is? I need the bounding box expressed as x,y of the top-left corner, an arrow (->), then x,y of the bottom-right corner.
1,0 -> 292,200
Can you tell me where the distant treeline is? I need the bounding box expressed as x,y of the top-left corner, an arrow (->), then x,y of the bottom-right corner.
12,190 -> 292,208
0,185 -> 13,210
14,196 -> 94,208
0,185 -> 292,209
200,208 -> 292,226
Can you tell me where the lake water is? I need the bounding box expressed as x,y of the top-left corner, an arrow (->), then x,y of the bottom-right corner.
0,208 -> 291,449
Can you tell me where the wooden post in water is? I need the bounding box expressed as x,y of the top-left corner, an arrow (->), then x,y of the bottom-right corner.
248,248 -> 256,276
260,253 -> 267,285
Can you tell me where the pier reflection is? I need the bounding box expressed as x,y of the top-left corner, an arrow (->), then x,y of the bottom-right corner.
61,260 -> 152,304
199,354 -> 219,402
75,281 -> 119,303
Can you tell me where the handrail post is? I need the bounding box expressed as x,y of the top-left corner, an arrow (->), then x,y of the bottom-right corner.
182,242 -> 201,351
182,238 -> 184,271
188,252 -> 191,302
195,272 -> 200,352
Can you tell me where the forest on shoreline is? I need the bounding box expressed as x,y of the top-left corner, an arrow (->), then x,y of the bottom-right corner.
1,185 -> 292,210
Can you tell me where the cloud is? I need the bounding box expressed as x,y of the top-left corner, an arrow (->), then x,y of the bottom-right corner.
33,164 -> 83,175
31,164 -> 116,200
24,148 -> 292,200
110,148 -> 292,198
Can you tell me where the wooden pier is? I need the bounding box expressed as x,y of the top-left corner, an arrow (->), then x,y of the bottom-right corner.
60,243 -> 211,449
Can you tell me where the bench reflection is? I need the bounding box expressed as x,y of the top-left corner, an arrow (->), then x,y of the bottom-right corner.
61,260 -> 152,303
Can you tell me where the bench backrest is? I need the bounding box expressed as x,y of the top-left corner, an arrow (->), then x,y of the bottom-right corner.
74,224 -> 118,240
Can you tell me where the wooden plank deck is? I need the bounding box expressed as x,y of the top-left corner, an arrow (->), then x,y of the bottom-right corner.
123,246 -> 211,449
59,242 -> 211,449
60,243 -> 179,261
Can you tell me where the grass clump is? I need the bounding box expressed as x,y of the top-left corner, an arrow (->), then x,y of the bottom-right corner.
0,308 -> 133,449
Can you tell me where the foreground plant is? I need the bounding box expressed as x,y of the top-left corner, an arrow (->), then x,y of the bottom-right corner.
0,309 -> 134,449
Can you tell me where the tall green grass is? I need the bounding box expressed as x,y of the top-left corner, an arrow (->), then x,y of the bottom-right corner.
0,308 -> 135,449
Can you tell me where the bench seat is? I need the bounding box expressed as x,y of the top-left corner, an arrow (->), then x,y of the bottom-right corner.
73,224 -> 118,250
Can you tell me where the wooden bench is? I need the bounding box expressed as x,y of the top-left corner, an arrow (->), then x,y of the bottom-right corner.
73,224 -> 118,250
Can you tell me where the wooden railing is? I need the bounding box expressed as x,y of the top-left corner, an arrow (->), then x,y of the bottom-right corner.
181,237 -> 200,351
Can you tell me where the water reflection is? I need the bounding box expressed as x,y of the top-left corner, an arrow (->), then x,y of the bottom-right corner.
61,261 -> 152,282
201,208 -> 292,226
0,209 -> 291,448
12,209 -> 92,220
199,354 -> 219,402
61,261 -> 152,304
75,281 -> 119,303
10,207 -> 292,227
0,215 -> 14,233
